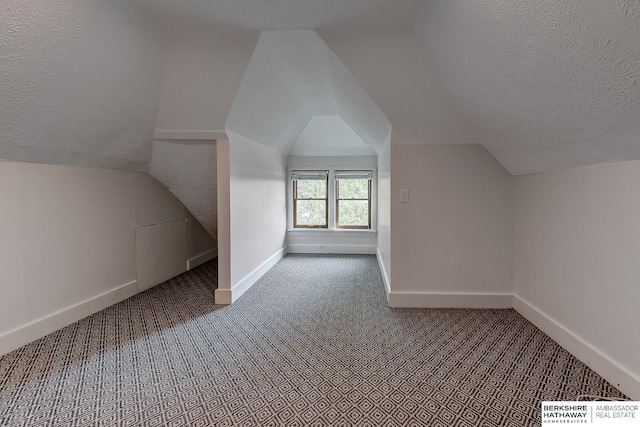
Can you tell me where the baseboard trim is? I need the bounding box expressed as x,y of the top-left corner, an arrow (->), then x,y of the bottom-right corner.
514,295 -> 640,400
287,244 -> 376,255
214,247 -> 287,305
388,291 -> 513,309
154,130 -> 227,141
187,248 -> 218,270
0,280 -> 137,357
375,248 -> 391,299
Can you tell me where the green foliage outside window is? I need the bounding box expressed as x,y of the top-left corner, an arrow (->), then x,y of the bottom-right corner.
292,171 -> 372,229
295,180 -> 327,227
297,180 -> 326,199
296,200 -> 327,226
337,179 -> 370,228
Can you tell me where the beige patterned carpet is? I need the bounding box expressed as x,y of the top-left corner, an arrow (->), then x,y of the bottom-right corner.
0,254 -> 625,426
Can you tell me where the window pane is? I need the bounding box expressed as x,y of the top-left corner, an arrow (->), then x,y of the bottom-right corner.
296,180 -> 326,199
338,179 -> 368,199
296,200 -> 326,226
338,200 -> 369,226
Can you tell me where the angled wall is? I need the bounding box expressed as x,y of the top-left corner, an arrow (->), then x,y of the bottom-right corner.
0,161 -> 215,356
514,160 -> 640,399
150,140 -> 218,240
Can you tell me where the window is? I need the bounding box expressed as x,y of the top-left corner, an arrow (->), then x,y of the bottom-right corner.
289,169 -> 375,231
335,171 -> 372,229
291,171 -> 328,228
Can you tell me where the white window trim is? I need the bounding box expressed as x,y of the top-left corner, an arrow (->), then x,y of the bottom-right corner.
287,167 -> 377,233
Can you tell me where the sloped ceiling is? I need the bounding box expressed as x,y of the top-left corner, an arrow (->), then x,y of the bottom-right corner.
132,0 -> 423,31
319,26 -> 475,145
415,0 -> 640,175
225,30 -> 391,155
289,116 -> 376,156
3,0 -> 638,175
0,0 -> 165,171
149,140 -> 217,238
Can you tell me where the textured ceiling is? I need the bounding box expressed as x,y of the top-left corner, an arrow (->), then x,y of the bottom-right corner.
132,0 -> 424,31
415,0 -> 640,175
226,30 -> 391,155
150,141 -> 217,238
3,0 -> 639,176
0,0 -> 164,171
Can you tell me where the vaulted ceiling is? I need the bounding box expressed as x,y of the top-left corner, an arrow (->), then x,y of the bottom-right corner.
2,0 -> 639,175
225,30 -> 391,156
132,0 -> 423,31
415,0 -> 640,174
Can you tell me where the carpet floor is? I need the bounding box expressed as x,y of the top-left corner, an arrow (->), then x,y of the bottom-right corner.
0,254 -> 626,426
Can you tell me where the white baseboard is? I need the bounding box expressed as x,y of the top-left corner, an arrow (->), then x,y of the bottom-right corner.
387,291 -> 513,309
187,248 -> 218,270
0,280 -> 137,357
514,295 -> 640,400
376,248 -> 391,298
214,247 -> 287,305
287,244 -> 376,254
153,130 -> 227,141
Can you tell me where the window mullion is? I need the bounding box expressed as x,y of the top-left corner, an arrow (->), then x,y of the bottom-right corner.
328,173 -> 336,230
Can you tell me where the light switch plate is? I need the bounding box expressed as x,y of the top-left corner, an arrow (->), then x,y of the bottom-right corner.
400,189 -> 409,203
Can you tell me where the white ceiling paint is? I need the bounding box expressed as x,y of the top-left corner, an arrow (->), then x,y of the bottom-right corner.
132,0 -> 423,31
154,25 -> 259,133
319,26 -> 475,145
415,0 -> 640,175
226,30 -> 391,155
289,116 -> 376,156
0,0 -> 165,171
4,0 -> 638,176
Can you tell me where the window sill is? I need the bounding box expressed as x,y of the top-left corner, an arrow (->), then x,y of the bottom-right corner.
287,228 -> 377,236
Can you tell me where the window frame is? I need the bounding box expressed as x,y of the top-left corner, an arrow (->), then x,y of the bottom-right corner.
291,171 -> 329,229
288,167 -> 377,232
335,171 -> 372,230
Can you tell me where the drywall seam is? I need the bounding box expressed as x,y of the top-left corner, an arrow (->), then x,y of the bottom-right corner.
514,295 -> 640,400
0,280 -> 137,357
387,292 -> 514,309
187,249 -> 218,270
214,247 -> 287,304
